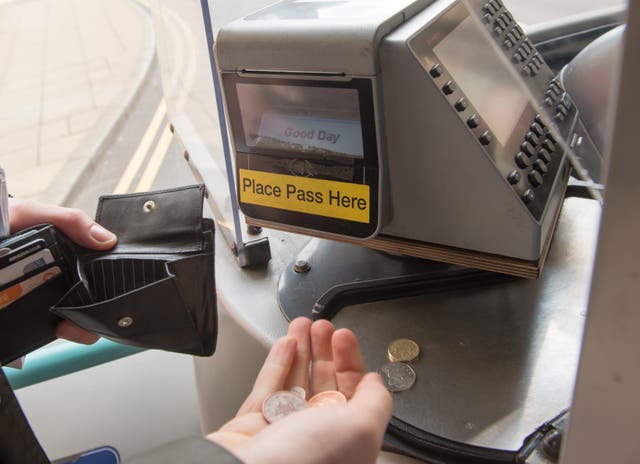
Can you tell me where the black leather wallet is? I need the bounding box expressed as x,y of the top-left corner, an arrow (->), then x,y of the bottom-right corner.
0,185 -> 216,366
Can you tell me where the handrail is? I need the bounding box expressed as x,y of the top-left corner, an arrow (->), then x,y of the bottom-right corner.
3,339 -> 145,389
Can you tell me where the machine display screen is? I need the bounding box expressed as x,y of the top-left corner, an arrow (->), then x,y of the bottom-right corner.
433,15 -> 529,146
236,83 -> 364,158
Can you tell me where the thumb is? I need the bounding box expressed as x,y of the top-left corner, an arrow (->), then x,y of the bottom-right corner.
9,199 -> 117,250
349,372 -> 393,424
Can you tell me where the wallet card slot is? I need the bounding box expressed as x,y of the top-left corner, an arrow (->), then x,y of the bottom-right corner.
0,265 -> 69,364
0,259 -> 67,293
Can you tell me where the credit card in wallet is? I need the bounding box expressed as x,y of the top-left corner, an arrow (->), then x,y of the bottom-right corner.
0,266 -> 61,309
0,249 -> 55,286
0,239 -> 47,269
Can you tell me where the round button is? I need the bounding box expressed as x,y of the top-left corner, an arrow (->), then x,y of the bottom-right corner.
479,131 -> 492,145
454,98 -> 467,112
538,148 -> 552,163
442,80 -> 456,95
526,131 -> 539,146
543,139 -> 555,152
430,64 -> 443,78
528,170 -> 543,188
467,114 -> 480,129
530,122 -> 544,136
507,170 -> 521,185
521,141 -> 535,156
522,189 -> 535,204
533,159 -> 549,175
515,152 -> 530,169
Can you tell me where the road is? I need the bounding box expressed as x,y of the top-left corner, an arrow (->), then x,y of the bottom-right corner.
66,63 -> 194,215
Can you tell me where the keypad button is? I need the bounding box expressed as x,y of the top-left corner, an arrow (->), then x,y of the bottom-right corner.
482,13 -> 492,23
542,139 -> 555,152
454,98 -> 468,112
479,131 -> 492,145
507,32 -> 516,43
484,2 -> 497,14
512,52 -> 524,63
503,39 -> 514,49
493,26 -> 503,36
533,159 -> 549,175
442,80 -> 456,95
530,122 -> 544,136
467,114 -> 480,129
538,148 -> 552,163
528,170 -> 543,187
430,64 -> 443,78
522,189 -> 535,204
521,141 -> 535,156
507,170 -> 521,185
515,152 -> 530,168
513,26 -> 523,39
526,131 -> 539,146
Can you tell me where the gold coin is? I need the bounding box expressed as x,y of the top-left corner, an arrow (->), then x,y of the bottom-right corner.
387,338 -> 420,363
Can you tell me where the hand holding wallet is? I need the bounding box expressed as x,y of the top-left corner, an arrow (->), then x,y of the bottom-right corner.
0,185 -> 217,366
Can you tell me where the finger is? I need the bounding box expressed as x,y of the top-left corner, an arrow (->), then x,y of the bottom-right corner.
9,199 -> 117,250
55,321 -> 100,345
284,317 -> 312,392
310,319 -> 337,394
332,328 -> 366,399
237,336 -> 297,415
349,372 -> 393,425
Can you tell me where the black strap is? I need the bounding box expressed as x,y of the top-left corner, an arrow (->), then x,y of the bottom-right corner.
0,370 -> 50,464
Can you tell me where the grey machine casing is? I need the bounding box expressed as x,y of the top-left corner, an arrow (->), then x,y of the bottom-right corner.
216,0 -> 572,262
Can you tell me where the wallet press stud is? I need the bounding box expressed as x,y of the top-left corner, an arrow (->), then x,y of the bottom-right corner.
118,316 -> 134,328
143,201 -> 156,213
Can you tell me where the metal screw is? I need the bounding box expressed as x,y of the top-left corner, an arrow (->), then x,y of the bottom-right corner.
247,225 -> 262,235
294,259 -> 311,273
143,200 -> 156,213
118,316 -> 134,328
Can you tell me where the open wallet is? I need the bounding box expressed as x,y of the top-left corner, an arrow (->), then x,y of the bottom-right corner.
0,185 -> 217,366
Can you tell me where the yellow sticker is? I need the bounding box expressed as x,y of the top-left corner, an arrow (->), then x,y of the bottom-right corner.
239,169 -> 370,223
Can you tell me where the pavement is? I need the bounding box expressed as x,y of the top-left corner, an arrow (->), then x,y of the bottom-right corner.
0,0 -> 155,205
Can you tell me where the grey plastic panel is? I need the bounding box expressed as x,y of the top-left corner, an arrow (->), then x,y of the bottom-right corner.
215,0 -> 435,75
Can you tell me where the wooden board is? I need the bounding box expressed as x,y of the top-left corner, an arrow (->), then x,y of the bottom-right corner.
246,195 -> 564,279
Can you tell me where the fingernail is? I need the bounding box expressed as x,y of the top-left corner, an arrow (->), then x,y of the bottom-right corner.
90,223 -> 116,243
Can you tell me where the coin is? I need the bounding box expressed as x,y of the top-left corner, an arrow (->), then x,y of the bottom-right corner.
261,390 -> 307,423
387,338 -> 420,363
290,386 -> 306,399
307,390 -> 347,408
378,362 -> 416,392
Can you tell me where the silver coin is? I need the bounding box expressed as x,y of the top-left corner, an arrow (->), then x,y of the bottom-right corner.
290,386 -> 306,399
378,362 -> 416,392
261,390 -> 307,423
